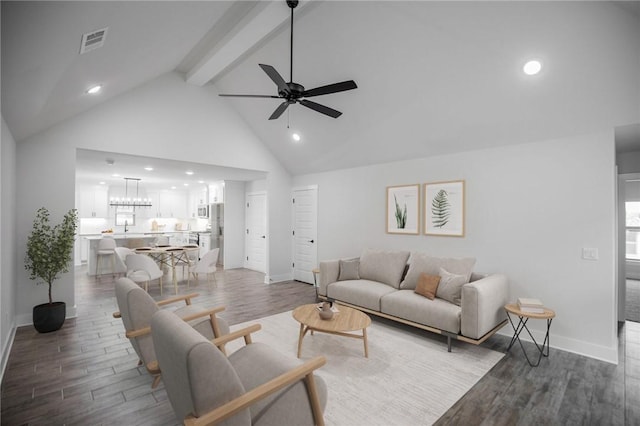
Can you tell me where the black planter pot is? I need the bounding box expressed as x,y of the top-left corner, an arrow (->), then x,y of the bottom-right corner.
33,302 -> 66,333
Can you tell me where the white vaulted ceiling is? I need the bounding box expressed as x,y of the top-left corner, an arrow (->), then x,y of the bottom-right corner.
2,1 -> 639,176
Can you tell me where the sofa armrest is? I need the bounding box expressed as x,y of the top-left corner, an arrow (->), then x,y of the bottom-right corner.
461,274 -> 509,339
319,260 -> 340,296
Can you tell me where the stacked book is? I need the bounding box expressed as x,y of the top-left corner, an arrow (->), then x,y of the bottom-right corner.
517,297 -> 544,313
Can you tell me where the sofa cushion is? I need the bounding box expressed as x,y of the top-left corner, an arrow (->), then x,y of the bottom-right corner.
436,268 -> 468,306
399,253 -> 476,290
359,249 -> 410,289
327,279 -> 396,311
414,273 -> 440,300
338,259 -> 360,281
380,290 -> 461,334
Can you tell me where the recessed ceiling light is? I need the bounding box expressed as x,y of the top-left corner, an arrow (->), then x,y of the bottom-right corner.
171,186 -> 176,190
86,85 -> 102,94
185,170 -> 194,175
292,133 -> 301,142
99,181 -> 106,185
144,166 -> 153,171
198,180 -> 205,184
183,183 -> 189,187
112,173 -> 120,177
523,60 -> 542,76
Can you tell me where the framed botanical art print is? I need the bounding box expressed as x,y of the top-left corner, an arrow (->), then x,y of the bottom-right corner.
424,180 -> 465,237
386,184 -> 420,234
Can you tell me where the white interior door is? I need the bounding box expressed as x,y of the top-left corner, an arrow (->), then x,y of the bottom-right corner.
292,186 -> 318,284
245,192 -> 267,273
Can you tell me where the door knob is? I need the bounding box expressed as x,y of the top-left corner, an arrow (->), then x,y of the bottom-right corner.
261,235 -> 266,239
309,239 -> 315,243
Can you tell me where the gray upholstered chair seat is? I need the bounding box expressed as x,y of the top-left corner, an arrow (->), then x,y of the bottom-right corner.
228,342 -> 328,426
151,310 -> 328,425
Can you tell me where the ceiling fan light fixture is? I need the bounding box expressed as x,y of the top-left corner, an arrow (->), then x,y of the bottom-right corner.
86,84 -> 102,94
292,132 -> 301,142
523,60 -> 542,75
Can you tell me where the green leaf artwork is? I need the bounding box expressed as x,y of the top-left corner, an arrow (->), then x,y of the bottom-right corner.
394,194 -> 407,229
431,189 -> 450,228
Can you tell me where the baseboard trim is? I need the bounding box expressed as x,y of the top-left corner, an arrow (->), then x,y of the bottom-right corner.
1,324 -> 17,384
265,273 -> 294,284
496,327 -> 618,365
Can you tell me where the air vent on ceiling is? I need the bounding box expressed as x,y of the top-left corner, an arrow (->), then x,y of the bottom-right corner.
80,27 -> 108,54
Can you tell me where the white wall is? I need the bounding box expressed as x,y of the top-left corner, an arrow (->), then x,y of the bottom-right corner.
1,116 -> 17,377
294,131 -> 618,363
14,71 -> 292,325
223,180 -> 246,269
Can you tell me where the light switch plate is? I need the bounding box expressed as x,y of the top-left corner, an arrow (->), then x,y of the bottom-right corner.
582,248 -> 599,260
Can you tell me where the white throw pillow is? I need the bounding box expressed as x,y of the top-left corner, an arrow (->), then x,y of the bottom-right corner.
436,267 -> 468,305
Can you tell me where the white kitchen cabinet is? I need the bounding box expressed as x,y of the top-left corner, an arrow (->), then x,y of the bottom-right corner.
188,187 -> 208,218
209,182 -> 224,203
146,190 -> 188,219
77,185 -> 108,218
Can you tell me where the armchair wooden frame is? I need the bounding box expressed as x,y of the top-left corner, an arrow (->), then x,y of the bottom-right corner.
113,293 -> 227,388
182,324 -> 327,426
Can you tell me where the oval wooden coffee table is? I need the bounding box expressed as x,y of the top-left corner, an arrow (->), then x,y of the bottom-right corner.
292,303 -> 371,358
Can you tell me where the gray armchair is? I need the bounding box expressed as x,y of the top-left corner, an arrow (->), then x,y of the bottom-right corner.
151,309 -> 328,425
113,277 -> 230,388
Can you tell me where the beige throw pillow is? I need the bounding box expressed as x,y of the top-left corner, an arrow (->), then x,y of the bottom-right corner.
414,273 -> 440,300
338,259 -> 360,281
399,253 -> 476,290
436,267 -> 468,305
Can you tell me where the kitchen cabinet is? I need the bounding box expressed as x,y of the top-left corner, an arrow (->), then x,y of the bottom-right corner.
188,187 -> 208,218
147,191 -> 188,219
209,182 -> 224,203
77,185 -> 108,218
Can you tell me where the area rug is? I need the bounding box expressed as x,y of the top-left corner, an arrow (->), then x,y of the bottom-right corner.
226,310 -> 504,425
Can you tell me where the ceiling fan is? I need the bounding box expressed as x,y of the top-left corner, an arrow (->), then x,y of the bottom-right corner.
219,0 -> 357,120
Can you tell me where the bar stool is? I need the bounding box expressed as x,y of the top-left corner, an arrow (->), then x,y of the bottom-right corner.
96,237 -> 117,277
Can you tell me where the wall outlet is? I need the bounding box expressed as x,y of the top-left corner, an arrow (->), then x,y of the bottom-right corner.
582,248 -> 599,261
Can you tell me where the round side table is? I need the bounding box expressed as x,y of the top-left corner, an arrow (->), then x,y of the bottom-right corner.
504,303 -> 556,367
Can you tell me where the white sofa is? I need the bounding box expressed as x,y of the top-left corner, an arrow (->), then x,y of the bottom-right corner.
319,249 -> 509,351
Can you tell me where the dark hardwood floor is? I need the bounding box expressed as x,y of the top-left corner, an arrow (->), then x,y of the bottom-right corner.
1,266 -> 638,425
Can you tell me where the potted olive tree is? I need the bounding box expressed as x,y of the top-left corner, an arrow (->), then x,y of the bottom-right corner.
24,207 -> 78,333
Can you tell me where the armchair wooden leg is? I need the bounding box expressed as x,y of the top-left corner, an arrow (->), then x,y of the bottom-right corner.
304,373 -> 325,426
151,374 -> 162,389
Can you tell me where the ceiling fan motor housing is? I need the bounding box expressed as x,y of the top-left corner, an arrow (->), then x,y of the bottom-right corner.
286,0 -> 299,9
284,82 -> 305,100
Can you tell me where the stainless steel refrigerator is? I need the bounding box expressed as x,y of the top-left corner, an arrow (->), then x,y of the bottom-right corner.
208,203 -> 224,265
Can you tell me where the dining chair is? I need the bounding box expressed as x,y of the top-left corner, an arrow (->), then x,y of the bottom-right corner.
96,237 -> 117,277
114,246 -> 134,276
126,253 -> 164,294
189,248 -> 220,286
151,309 -> 328,425
175,245 -> 199,287
113,277 -> 230,388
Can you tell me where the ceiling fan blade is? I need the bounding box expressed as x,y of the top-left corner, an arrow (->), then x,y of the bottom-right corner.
219,94 -> 281,98
269,102 -> 290,120
259,64 -> 290,95
299,99 -> 342,118
302,80 -> 357,98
